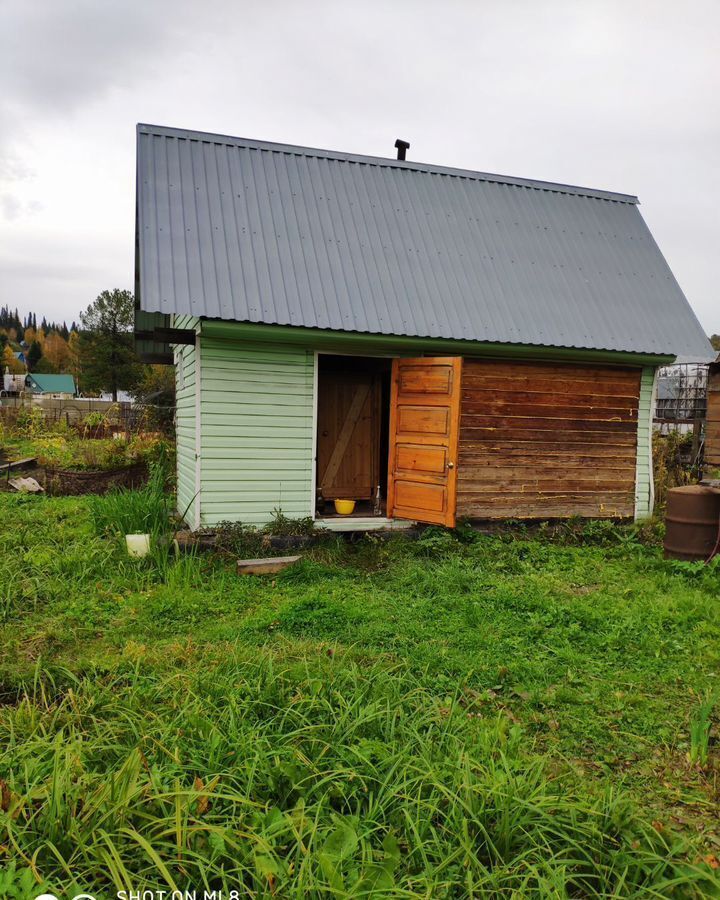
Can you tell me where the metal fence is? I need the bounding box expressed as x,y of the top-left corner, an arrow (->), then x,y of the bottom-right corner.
655,364 -> 708,423
653,364 -> 711,476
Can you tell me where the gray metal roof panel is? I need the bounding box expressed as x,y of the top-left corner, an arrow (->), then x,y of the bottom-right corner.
136,124 -> 714,360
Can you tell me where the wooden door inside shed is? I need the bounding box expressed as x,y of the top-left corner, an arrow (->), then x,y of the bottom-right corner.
317,369 -> 383,500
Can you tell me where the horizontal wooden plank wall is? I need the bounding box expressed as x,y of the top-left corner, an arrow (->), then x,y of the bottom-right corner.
199,337 -> 314,526
707,364 -> 720,469
457,359 -> 642,519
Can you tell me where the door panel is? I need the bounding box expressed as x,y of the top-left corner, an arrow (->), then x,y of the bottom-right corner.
397,405 -> 449,435
395,445 -> 448,475
317,372 -> 382,500
395,480 -> 447,512
399,364 -> 454,393
387,357 -> 462,527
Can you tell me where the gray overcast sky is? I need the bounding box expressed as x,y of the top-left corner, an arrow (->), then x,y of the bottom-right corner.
1,0 -> 718,333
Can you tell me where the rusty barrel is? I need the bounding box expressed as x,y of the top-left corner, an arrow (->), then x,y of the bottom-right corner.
664,485 -> 720,561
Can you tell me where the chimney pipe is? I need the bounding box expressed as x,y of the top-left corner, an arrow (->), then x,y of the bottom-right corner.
394,138 -> 410,161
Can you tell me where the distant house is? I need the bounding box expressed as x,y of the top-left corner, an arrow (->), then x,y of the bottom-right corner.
25,373 -> 76,399
13,351 -> 26,366
133,124 -> 714,530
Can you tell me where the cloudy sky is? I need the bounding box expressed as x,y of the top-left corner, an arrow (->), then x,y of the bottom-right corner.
1,0 -> 718,334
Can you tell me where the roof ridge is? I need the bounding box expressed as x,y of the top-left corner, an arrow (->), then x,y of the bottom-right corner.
137,123 -> 639,205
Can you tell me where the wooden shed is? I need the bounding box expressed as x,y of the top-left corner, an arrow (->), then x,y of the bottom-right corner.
133,125 -> 714,530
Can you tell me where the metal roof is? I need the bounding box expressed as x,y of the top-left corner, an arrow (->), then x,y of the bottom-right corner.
27,374 -> 76,394
136,123 -> 714,360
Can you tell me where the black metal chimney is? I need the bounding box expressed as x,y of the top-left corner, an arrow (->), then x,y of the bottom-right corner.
394,139 -> 410,161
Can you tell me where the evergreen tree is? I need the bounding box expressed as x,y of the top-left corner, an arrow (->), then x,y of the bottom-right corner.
26,340 -> 43,371
79,289 -> 142,400
32,355 -> 57,374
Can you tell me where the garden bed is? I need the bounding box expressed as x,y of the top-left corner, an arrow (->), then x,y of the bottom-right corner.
44,460 -> 148,495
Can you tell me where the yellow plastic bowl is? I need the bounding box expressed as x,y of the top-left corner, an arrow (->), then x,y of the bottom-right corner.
334,499 -> 356,516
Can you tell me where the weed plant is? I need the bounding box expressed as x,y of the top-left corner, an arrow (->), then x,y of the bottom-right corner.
87,448 -> 172,538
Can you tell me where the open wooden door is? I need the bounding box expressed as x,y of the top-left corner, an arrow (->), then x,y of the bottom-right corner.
387,357 -> 462,526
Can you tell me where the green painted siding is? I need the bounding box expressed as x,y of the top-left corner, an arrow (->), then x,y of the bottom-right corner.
198,337 -> 315,526
635,366 -> 657,520
173,316 -> 199,525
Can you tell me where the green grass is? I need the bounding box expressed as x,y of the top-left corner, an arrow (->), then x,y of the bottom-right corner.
0,435 -> 38,462
1,495 -> 719,897
86,448 -> 173,538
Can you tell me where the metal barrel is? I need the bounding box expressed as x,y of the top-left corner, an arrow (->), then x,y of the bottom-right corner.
663,485 -> 720,561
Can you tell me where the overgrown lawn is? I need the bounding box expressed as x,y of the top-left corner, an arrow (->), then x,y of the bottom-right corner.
1,494 -> 719,897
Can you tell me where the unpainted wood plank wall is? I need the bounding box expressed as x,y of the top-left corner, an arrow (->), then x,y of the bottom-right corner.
457,359 -> 642,519
707,365 -> 720,468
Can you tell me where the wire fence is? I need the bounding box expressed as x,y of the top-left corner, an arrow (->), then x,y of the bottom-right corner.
0,396 -> 175,436
654,363 -> 708,426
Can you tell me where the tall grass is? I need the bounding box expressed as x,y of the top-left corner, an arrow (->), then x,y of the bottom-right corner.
87,450 -> 171,538
689,692 -> 717,767
0,658 -> 716,898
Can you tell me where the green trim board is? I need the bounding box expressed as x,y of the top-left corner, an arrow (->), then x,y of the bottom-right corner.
172,316 -> 200,526
200,320 -> 675,368
634,366 -> 657,521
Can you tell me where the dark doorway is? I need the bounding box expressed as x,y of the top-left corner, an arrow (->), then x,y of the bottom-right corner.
316,354 -> 392,517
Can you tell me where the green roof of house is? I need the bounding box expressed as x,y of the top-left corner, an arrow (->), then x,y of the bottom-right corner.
27,374 -> 76,394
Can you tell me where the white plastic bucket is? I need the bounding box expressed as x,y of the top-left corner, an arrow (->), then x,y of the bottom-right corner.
125,533 -> 151,558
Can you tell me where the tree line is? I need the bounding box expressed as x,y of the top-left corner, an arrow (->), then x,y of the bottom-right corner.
1,289 -> 173,402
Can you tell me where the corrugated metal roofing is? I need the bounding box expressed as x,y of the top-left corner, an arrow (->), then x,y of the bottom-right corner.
136,124 -> 714,360
27,374 -> 76,394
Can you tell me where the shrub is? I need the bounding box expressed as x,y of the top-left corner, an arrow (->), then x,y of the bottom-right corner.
83,411 -> 106,427
654,431 -> 696,508
14,405 -> 48,437
265,507 -> 317,536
